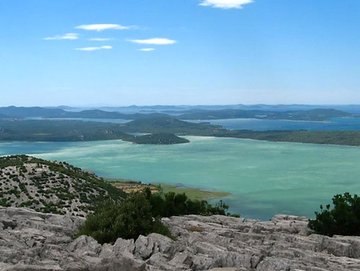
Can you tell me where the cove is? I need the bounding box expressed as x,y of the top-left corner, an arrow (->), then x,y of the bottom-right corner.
1,137 -> 360,220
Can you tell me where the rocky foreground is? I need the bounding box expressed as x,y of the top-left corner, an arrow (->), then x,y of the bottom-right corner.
1,207 -> 360,271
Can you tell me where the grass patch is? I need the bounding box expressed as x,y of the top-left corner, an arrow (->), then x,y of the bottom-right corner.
109,179 -> 230,201
159,183 -> 230,201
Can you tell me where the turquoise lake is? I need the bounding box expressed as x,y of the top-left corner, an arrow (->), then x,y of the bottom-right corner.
1,137 -> 360,219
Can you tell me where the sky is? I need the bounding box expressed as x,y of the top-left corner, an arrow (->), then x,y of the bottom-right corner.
1,0 -> 360,106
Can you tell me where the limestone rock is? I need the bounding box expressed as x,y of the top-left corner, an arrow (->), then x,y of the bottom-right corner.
2,207 -> 360,271
134,233 -> 174,260
68,235 -> 102,257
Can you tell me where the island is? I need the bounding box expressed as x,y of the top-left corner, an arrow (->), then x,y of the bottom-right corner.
129,133 -> 189,145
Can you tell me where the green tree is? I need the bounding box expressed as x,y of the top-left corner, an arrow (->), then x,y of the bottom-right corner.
78,188 -> 234,244
77,193 -> 170,244
309,192 -> 360,236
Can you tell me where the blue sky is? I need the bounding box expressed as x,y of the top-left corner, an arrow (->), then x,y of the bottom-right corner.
1,0 -> 359,106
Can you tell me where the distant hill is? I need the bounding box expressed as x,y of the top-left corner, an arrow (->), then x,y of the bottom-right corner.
0,106 -> 67,118
1,116 -> 360,146
122,115 -> 226,135
0,119 -> 194,145
0,106 -> 354,121
179,108 -> 351,121
0,106 -> 131,119
0,119 -> 129,141
221,130 -> 360,146
0,155 -> 125,216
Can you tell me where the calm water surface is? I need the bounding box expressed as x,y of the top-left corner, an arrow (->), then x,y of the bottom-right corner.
1,137 -> 360,220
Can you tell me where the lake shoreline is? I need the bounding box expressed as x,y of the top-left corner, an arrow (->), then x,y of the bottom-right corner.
108,179 -> 230,201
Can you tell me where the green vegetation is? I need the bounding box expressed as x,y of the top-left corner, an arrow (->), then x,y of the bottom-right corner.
0,119 -> 189,145
122,115 -> 225,135
309,193 -> 360,236
159,184 -> 230,201
223,130 -> 360,146
131,133 -> 189,144
77,188 -> 232,244
77,193 -> 170,244
2,114 -> 360,146
0,120 -> 128,141
147,188 -> 230,217
0,155 -> 126,215
109,180 -> 230,201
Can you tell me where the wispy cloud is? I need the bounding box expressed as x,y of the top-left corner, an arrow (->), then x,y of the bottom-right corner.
129,38 -> 176,45
88,38 -> 112,41
76,45 -> 113,51
76,24 -> 132,31
44,33 -> 79,40
139,48 -> 155,52
199,0 -> 253,9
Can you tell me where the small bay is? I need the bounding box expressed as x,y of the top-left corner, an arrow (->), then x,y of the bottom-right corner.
1,137 -> 360,220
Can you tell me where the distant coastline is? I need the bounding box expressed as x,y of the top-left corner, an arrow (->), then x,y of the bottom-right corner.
1,106 -> 360,147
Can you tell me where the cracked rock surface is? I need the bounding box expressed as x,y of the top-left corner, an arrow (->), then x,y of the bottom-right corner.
1,207 -> 360,270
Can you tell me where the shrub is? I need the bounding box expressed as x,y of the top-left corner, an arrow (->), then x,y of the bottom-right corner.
308,192 -> 360,236
147,188 -> 230,217
77,188 -> 233,244
77,193 -> 171,244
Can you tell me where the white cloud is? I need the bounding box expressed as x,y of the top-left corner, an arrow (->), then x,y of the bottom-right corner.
88,38 -> 112,41
129,38 -> 176,45
199,0 -> 253,9
139,48 -> 155,52
76,24 -> 132,31
76,45 -> 113,51
44,33 -> 79,40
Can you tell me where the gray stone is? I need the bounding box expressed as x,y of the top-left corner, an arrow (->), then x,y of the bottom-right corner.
134,233 -> 173,260
256,257 -> 291,271
113,237 -> 135,257
68,236 -> 102,257
91,257 -> 145,271
2,207 -> 360,271
134,235 -> 155,260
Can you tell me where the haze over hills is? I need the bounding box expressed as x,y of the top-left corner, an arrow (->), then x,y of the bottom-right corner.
54,104 -> 360,114
178,108 -> 351,121
0,106 -> 356,121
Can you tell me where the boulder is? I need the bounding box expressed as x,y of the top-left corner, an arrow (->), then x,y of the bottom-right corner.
134,233 -> 173,260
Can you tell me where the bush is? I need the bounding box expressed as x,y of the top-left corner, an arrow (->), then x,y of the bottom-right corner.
146,189 -> 230,217
77,193 -> 171,244
308,192 -> 360,236
78,188 -> 233,244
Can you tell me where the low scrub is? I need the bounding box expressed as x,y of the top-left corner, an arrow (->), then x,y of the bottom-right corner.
309,192 -> 360,236
77,188 -> 232,244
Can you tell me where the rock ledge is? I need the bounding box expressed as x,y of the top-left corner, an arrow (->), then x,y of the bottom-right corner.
1,207 -> 360,271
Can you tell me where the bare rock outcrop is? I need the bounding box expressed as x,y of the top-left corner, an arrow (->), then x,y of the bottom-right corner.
1,207 -> 360,270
